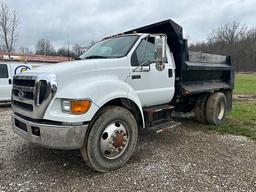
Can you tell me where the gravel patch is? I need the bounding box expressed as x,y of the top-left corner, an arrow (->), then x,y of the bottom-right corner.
0,107 -> 256,191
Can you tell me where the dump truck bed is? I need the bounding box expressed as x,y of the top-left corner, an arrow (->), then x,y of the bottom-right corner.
181,51 -> 234,95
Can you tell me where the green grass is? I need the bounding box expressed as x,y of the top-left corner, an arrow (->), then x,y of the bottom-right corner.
234,73 -> 256,95
215,123 -> 256,140
219,73 -> 256,139
214,100 -> 256,140
229,100 -> 256,122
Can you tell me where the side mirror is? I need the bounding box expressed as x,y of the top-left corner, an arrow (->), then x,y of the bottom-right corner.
155,35 -> 166,71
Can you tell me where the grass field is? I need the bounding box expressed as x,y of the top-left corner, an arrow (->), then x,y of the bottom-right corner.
234,73 -> 256,95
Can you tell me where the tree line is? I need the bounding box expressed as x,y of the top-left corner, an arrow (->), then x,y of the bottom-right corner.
34,38 -> 84,58
189,21 -> 256,72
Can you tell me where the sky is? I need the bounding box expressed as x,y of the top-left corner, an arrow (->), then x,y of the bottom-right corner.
5,0 -> 256,51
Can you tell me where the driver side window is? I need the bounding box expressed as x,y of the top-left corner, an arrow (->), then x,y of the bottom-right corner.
131,37 -> 155,66
0,64 -> 8,78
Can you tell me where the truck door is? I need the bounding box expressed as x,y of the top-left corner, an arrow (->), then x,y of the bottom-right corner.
126,37 -> 175,107
0,64 -> 12,101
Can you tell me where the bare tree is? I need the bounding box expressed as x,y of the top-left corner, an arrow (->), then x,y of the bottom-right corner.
57,47 -> 75,57
36,38 -> 56,55
0,2 -> 18,52
208,21 -> 246,46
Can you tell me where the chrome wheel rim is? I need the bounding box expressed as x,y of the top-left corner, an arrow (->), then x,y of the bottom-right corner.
100,121 -> 129,159
217,101 -> 225,120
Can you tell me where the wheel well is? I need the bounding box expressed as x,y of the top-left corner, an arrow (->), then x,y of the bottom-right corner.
101,98 -> 143,129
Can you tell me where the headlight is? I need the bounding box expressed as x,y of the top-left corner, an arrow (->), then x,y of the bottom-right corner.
62,99 -> 92,114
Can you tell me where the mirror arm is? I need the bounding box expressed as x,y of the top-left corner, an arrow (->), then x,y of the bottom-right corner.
132,59 -> 153,72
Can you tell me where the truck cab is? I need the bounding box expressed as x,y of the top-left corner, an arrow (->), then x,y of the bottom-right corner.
11,20 -> 234,172
78,33 -> 175,107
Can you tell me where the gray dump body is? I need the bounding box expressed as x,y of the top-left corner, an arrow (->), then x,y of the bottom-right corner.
124,19 -> 234,97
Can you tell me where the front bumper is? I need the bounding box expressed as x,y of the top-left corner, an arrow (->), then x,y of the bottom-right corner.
12,113 -> 88,149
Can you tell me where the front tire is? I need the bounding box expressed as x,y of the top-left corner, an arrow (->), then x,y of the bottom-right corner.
206,92 -> 227,125
80,106 -> 138,172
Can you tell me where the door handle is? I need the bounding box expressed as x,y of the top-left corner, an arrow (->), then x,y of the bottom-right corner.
132,75 -> 141,79
8,79 -> 12,84
168,69 -> 173,78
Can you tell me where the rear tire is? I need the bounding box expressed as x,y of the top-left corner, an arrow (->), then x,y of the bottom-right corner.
206,92 -> 227,125
195,95 -> 208,123
80,106 -> 138,172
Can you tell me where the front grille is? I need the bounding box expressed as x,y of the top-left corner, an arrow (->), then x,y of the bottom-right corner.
12,76 -> 35,112
13,100 -> 33,111
12,73 -> 57,119
13,79 -> 35,87
13,89 -> 34,100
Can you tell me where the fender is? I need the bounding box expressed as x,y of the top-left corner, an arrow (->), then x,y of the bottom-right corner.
44,78 -> 145,127
94,80 -> 145,128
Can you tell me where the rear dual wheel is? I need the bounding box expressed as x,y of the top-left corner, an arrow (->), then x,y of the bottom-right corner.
80,106 -> 138,172
206,92 -> 227,125
195,95 -> 208,123
196,92 -> 227,125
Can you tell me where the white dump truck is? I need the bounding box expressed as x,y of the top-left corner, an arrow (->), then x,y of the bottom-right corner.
11,20 -> 234,172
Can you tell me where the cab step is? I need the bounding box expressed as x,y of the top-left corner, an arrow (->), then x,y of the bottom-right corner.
143,104 -> 174,127
143,104 -> 174,113
147,121 -> 181,133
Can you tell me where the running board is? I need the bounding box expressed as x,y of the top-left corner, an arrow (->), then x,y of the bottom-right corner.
147,121 -> 181,133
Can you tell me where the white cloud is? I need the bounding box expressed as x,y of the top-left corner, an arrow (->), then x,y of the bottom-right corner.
6,0 -> 256,50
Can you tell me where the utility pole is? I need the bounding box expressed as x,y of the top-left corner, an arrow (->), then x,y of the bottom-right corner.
67,24 -> 70,61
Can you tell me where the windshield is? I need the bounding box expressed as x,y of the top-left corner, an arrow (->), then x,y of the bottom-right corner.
80,35 -> 139,59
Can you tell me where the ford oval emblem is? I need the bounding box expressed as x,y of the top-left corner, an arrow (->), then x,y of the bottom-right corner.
18,90 -> 25,99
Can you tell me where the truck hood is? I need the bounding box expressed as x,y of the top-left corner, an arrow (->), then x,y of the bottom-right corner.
31,58 -> 126,76
21,57 -> 130,92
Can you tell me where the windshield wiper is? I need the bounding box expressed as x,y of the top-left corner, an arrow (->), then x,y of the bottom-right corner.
85,55 -> 108,59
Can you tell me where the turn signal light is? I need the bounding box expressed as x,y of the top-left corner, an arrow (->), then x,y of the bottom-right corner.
70,100 -> 91,114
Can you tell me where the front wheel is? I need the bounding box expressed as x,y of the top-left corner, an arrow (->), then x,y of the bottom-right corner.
80,106 -> 138,172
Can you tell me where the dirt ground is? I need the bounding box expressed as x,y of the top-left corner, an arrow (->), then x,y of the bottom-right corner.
233,94 -> 256,101
0,106 -> 256,192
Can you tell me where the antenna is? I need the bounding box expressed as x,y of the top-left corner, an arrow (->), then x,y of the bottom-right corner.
67,23 -> 70,61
